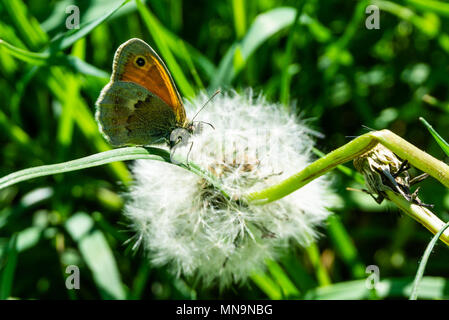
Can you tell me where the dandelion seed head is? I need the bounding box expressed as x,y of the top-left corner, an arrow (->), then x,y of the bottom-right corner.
124,90 -> 335,287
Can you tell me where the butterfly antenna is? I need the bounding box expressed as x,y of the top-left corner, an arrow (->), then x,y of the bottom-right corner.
345,125 -> 376,139
198,121 -> 215,130
191,90 -> 221,123
186,141 -> 194,167
361,125 -> 376,132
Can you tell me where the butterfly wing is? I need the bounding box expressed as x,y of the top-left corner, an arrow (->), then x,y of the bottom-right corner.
111,38 -> 186,125
95,81 -> 177,146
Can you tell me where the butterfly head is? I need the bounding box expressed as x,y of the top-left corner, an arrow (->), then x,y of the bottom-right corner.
169,127 -> 192,149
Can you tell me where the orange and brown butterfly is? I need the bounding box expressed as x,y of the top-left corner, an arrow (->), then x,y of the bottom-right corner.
95,38 -> 190,148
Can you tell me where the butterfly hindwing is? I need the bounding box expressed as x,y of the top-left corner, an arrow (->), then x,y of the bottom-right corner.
95,81 -> 177,146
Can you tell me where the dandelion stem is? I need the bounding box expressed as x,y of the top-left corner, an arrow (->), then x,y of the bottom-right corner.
386,191 -> 449,247
244,129 -> 449,247
3,129 -> 449,249
245,129 -> 449,203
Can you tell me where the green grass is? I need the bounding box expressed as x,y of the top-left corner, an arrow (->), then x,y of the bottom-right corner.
1,0 -> 449,300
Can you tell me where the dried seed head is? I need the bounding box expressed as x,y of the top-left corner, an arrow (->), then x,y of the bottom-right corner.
124,90 -> 335,287
353,144 -> 404,195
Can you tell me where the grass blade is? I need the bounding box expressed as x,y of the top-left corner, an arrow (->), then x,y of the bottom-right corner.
0,39 -> 49,64
0,234 -> 18,299
406,0 -> 449,17
211,7 -> 297,89
409,221 -> 449,300
419,117 -> 449,156
231,0 -> 247,39
305,276 -> 449,299
327,215 -> 366,279
48,0 -> 131,52
2,0 -> 48,49
265,259 -> 300,298
250,271 -> 283,299
65,212 -> 126,299
280,0 -> 304,106
374,0 -> 439,37
135,12 -> 216,81
280,252 -> 317,291
0,40 -> 109,78
44,67 -> 130,183
0,147 -> 170,191
305,242 -> 331,286
136,0 -> 196,98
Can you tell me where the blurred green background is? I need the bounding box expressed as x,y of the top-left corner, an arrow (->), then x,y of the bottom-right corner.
1,0 -> 449,299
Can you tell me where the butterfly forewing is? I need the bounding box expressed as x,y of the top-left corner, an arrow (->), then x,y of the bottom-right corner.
111,38 -> 186,125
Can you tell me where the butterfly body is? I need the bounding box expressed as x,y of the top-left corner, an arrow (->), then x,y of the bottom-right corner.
96,38 -> 189,147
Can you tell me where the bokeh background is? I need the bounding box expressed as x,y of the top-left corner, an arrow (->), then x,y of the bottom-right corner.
1,0 -> 449,299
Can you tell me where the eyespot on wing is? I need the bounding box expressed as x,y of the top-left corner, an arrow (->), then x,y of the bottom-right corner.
110,38 -> 186,125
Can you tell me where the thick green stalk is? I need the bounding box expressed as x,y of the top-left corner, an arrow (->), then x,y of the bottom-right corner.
386,191 -> 449,248
244,130 -> 449,204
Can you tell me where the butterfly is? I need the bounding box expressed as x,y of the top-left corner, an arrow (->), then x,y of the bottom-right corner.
95,38 -> 192,149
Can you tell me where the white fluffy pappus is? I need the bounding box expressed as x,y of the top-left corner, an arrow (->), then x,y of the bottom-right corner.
124,90 -> 335,287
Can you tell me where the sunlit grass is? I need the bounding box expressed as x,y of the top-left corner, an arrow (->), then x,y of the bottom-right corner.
1,0 -> 449,300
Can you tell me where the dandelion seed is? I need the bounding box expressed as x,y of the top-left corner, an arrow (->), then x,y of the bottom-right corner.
124,90 -> 335,287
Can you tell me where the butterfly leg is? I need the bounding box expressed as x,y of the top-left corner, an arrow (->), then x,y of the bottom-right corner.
393,160 -> 411,178
382,167 -> 434,208
381,168 -> 411,202
185,141 -> 194,168
350,187 -> 385,204
367,189 -> 385,204
409,173 -> 430,186
366,190 -> 385,204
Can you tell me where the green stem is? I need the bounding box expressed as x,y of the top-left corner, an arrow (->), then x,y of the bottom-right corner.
245,129 -> 449,247
244,130 -> 449,204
